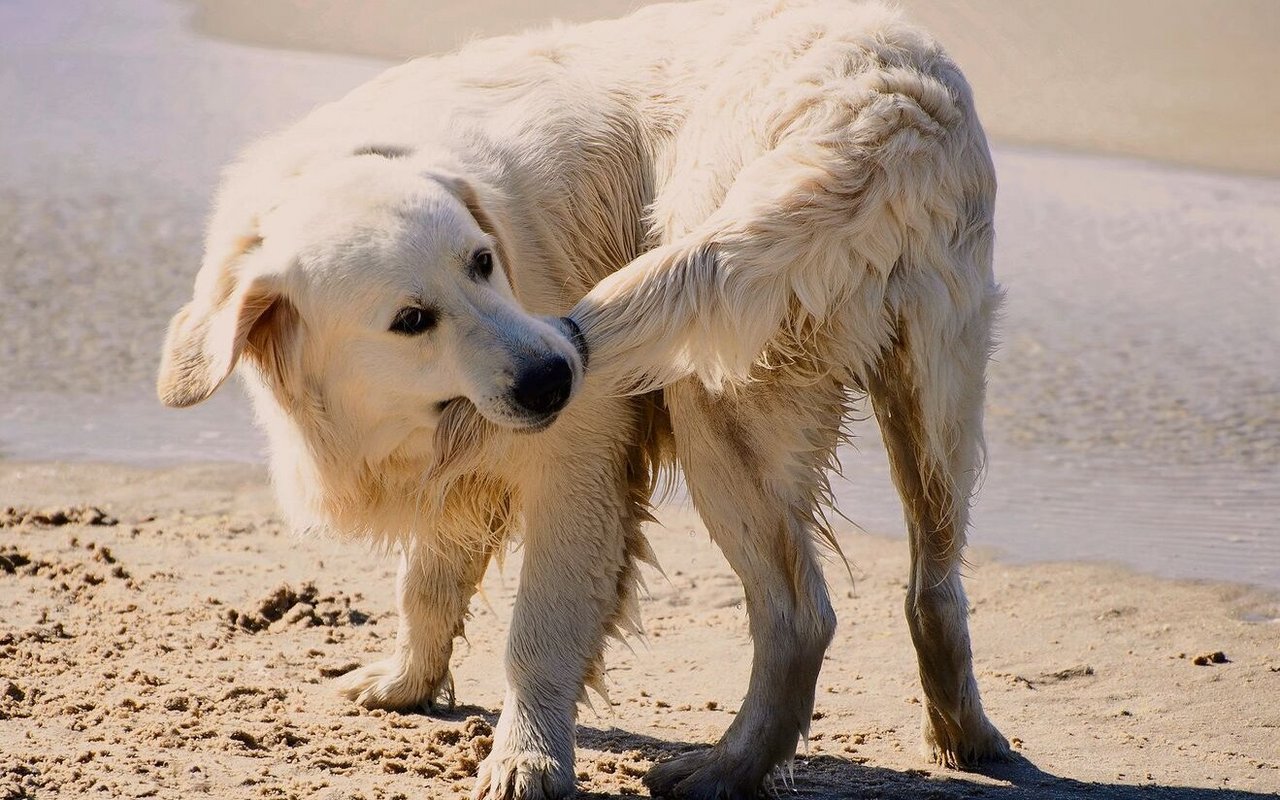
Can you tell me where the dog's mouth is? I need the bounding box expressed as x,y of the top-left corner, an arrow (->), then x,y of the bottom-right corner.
491,403 -> 561,434
434,397 -> 464,414
511,413 -> 558,434
437,396 -> 559,434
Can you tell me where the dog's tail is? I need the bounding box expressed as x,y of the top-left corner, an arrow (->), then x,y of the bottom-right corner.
568,60 -> 997,397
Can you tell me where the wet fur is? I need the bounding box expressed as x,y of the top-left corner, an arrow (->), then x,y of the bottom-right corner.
158,2 -> 1009,798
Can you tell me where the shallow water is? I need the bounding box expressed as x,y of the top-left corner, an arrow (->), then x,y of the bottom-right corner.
834,435 -> 1280,590
1,0 -> 1277,590
0,390 -> 263,465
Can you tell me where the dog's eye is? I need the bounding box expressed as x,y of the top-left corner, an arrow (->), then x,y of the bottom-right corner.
390,306 -> 437,336
471,249 -> 494,280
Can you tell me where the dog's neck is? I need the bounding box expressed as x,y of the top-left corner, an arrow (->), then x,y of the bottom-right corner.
245,375 -> 516,550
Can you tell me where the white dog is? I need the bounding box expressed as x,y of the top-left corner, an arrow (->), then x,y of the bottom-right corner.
158,1 -> 1009,797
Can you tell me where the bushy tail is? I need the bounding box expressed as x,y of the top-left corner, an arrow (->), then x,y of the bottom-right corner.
569,63 -> 996,396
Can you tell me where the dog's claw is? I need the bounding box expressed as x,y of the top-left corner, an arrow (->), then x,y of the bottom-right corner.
644,748 -> 767,800
423,671 -> 457,714
924,710 -> 1012,769
473,749 -> 572,800
335,657 -> 455,714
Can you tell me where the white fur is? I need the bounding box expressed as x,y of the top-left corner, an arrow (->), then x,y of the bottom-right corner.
159,2 -> 1010,798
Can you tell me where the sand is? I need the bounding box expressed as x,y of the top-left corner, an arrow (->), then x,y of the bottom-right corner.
191,0 -> 1280,177
2,462 -> 1278,799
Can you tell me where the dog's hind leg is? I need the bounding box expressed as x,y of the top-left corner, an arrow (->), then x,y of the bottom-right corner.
644,376 -> 842,800
337,536 -> 492,712
866,293 -> 1010,768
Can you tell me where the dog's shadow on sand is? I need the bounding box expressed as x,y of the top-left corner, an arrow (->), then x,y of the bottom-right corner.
427,710 -> 1267,799
570,725 -> 1271,800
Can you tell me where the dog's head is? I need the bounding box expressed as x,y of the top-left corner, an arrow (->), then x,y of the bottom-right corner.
158,153 -> 586,459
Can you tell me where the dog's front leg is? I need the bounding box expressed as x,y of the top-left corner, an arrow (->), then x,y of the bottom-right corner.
474,447 -> 635,800
338,539 -> 490,712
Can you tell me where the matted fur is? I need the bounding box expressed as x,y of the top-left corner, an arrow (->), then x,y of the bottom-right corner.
159,2 -> 1010,798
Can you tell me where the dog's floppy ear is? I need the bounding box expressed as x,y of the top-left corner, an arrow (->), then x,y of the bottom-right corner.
157,234 -> 284,408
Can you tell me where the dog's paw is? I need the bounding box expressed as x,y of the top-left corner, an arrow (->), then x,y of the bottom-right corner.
472,748 -> 573,800
923,709 -> 1012,769
644,749 -> 766,800
334,657 -> 455,713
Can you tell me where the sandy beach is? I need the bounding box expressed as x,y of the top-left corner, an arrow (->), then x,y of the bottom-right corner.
1,0 -> 1278,798
191,0 -> 1280,177
2,463 -> 1278,799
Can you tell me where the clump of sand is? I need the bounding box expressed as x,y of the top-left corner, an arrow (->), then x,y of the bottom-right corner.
223,582 -> 373,633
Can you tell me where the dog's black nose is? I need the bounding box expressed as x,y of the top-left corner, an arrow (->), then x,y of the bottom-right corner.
512,356 -> 573,417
